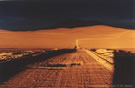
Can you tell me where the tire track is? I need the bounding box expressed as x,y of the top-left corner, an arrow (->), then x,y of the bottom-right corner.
0,49 -> 113,88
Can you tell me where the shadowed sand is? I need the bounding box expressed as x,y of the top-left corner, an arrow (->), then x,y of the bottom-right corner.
0,49 -> 135,88
0,49 -> 113,88
0,49 -> 76,84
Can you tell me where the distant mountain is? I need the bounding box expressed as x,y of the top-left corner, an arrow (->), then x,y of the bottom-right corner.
1,25 -> 135,48
46,19 -> 135,30
47,19 -> 105,29
0,19 -> 134,31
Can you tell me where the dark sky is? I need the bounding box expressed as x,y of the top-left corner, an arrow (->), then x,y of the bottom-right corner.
0,0 -> 134,31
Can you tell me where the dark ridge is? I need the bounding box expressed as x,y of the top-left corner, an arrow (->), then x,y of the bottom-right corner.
1,19 -> 135,31
47,19 -> 135,30
46,19 -> 105,29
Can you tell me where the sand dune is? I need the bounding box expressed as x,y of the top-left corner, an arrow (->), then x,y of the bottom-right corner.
0,25 -> 135,48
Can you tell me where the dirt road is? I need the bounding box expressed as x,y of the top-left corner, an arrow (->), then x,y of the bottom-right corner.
0,49 -> 113,88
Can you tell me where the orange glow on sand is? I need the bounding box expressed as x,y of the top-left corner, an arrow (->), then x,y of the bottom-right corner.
0,25 -> 135,48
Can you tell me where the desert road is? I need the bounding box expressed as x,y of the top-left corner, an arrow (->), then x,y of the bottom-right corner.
0,49 -> 113,88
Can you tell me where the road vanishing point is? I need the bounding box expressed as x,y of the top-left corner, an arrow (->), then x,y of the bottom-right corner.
0,48 -> 113,88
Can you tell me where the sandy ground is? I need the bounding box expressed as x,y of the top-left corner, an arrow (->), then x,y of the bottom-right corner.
0,49 -> 113,88
0,25 -> 135,48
